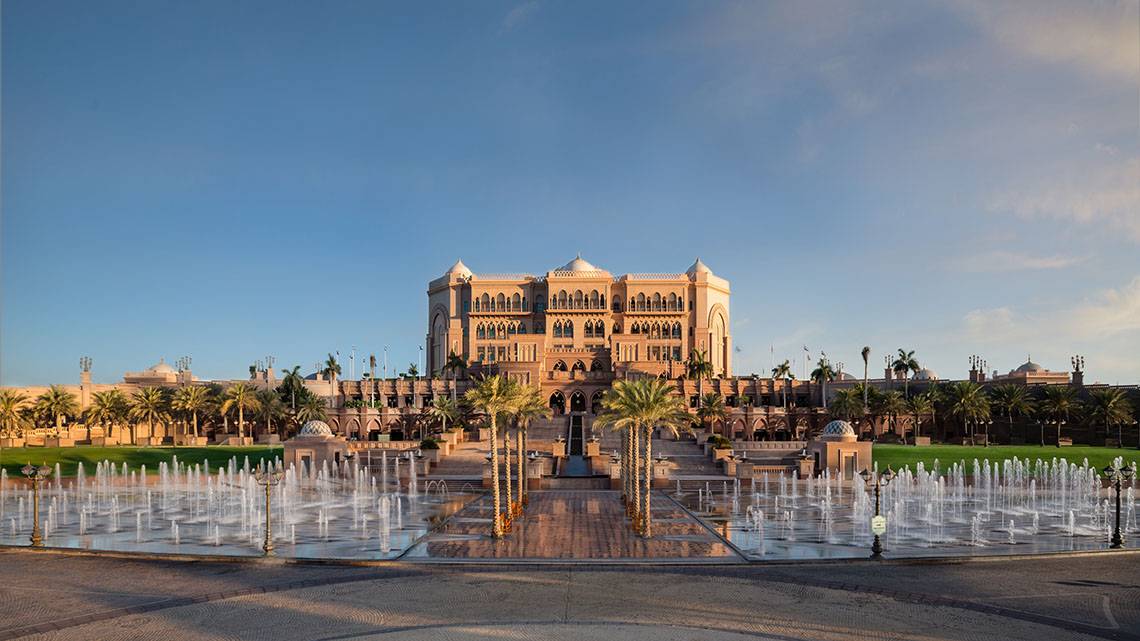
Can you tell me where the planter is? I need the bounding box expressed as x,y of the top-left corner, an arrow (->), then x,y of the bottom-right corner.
43,437 -> 76,448
89,437 -> 120,446
912,436 -> 931,447
175,435 -> 209,446
423,448 -> 442,463
478,427 -> 492,442
0,437 -> 25,448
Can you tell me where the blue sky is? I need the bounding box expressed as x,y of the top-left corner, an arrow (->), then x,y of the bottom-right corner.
2,0 -> 1138,386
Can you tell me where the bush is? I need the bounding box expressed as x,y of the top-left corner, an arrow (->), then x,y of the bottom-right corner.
419,438 -> 440,450
709,435 -> 732,449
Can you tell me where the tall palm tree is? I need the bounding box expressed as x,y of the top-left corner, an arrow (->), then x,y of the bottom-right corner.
255,388 -> 287,438
278,366 -> 306,412
891,349 -> 920,397
1086,387 -> 1133,448
988,384 -> 1034,447
221,382 -> 261,440
0,390 -> 29,437
129,387 -> 170,445
829,388 -> 865,422
861,346 -> 871,412
296,394 -> 327,424
86,389 -> 129,440
36,385 -> 79,435
1040,385 -> 1080,447
906,394 -> 932,444
171,386 -> 209,439
686,349 -> 714,408
509,385 -> 549,512
771,360 -> 793,408
444,351 -> 467,402
944,381 -> 990,445
322,353 -> 342,380
428,396 -> 461,435
595,378 -> 690,537
810,358 -> 836,409
873,391 -> 907,440
696,392 -> 727,434
464,374 -> 517,538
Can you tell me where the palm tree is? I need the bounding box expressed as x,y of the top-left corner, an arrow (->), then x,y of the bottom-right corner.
829,388 -> 865,422
86,389 -> 128,441
696,392 -> 727,434
906,394 -> 932,444
129,387 -> 170,445
322,353 -> 342,380
279,366 -> 306,412
464,374 -> 517,538
1086,387 -> 1133,448
944,381 -> 991,445
810,358 -> 836,409
988,384 -> 1034,447
509,385 -> 549,512
873,391 -> 907,440
36,385 -> 79,435
0,390 -> 29,437
771,360 -> 793,408
428,396 -> 461,435
444,351 -> 467,402
255,388 -> 287,438
686,349 -> 714,408
1040,385 -> 1079,447
595,378 -> 690,537
221,382 -> 261,440
171,386 -> 209,439
296,394 -> 327,424
891,349 -> 920,397
861,346 -> 871,412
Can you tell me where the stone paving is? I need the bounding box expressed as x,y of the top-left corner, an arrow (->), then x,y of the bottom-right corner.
0,550 -> 1137,640
410,490 -> 739,560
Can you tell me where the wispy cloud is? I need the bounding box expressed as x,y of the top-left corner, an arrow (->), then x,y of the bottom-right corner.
500,1 -> 541,34
951,250 -> 1086,272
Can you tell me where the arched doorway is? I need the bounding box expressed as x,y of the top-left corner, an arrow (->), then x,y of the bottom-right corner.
549,391 -> 566,415
570,391 -> 586,413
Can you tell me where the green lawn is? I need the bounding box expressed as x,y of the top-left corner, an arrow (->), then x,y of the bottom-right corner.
0,446 -> 279,477
873,444 -> 1138,474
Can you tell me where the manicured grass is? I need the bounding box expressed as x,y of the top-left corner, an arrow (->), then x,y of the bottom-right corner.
0,446 -> 279,478
872,444 -> 1138,474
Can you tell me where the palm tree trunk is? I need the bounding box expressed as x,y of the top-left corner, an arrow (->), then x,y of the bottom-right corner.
631,425 -> 641,531
193,411 -> 199,438
521,428 -> 529,506
504,425 -> 513,527
490,416 -> 502,537
643,425 -> 653,537
238,408 -> 244,440
516,428 -> 524,515
624,427 -> 632,506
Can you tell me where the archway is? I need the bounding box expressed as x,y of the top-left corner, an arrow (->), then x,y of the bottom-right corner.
590,360 -> 604,372
570,391 -> 587,413
549,391 -> 566,415
552,360 -> 567,372
591,390 -> 604,414
571,360 -> 586,373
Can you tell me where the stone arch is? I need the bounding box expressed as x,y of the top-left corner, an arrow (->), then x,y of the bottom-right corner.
429,306 -> 449,374
571,360 -> 586,373
590,390 -> 604,414
553,360 -> 567,372
730,417 -> 746,440
549,391 -> 565,415
346,417 -> 361,437
708,304 -> 729,376
590,360 -> 604,372
569,390 -> 587,413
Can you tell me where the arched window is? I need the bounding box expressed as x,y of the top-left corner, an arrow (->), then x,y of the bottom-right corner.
511,293 -> 521,311
672,322 -> 681,338
572,360 -> 586,372
584,322 -> 594,338
668,293 -> 678,311
600,294 -> 606,308
590,389 -> 604,413
549,391 -> 566,414
558,290 -> 568,309
612,323 -> 621,334
595,320 -> 605,337
589,290 -> 599,309
652,293 -> 662,311
495,293 -> 505,311
573,290 -> 584,309
641,322 -> 649,334
553,321 -> 563,338
631,323 -> 640,335
564,320 -> 574,337
552,361 -> 567,372
522,295 -> 528,312
507,323 -> 517,336
498,322 -> 506,337
636,293 -> 646,311
629,296 -> 635,310
570,391 -> 586,412
488,324 -> 497,339
480,293 -> 490,311
476,323 -> 486,339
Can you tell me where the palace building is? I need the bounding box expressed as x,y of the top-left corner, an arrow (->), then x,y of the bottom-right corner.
426,255 -> 731,412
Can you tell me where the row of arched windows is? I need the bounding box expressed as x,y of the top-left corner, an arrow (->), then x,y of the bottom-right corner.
552,320 -> 574,338
475,321 -> 527,339
550,289 -> 606,310
628,292 -> 683,312
473,293 -> 528,312
630,321 -> 682,339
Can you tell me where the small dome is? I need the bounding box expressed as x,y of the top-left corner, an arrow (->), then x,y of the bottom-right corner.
686,257 -> 713,276
445,259 -> 473,278
298,420 -> 333,437
556,253 -> 600,272
819,420 -> 857,441
1013,357 -> 1045,373
836,371 -> 857,381
147,358 -> 175,374
914,368 -> 938,381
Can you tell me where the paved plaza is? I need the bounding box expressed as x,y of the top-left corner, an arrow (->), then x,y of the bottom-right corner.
412,490 -> 738,560
0,549 -> 1138,640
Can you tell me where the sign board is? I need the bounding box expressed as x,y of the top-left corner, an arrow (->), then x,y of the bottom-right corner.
871,515 -> 887,535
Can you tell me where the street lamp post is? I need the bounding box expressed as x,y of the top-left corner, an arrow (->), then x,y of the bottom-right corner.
860,466 -> 896,559
1102,463 -> 1134,549
253,465 -> 283,555
22,463 -> 52,547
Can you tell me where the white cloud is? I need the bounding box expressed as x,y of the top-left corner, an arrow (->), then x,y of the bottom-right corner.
953,250 -> 1086,272
1069,276 -> 1140,337
501,1 -> 541,34
987,158 -> 1140,243
950,0 -> 1140,78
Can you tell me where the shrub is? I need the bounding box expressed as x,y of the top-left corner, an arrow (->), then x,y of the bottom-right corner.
419,438 -> 440,450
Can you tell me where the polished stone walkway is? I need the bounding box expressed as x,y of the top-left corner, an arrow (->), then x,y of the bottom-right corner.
410,490 -> 739,560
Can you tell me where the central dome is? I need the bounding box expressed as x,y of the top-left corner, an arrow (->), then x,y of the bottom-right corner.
556,253 -> 601,272
297,420 -> 334,437
820,420 -> 857,441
